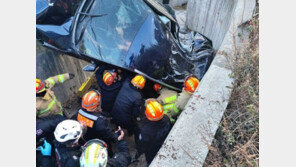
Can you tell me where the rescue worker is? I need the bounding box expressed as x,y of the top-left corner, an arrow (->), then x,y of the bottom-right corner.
134,99 -> 171,165
40,119 -> 83,167
73,90 -> 123,155
111,75 -> 145,141
36,114 -> 67,167
36,73 -> 74,118
95,65 -> 125,116
36,114 -> 66,143
79,137 -> 131,167
154,75 -> 200,123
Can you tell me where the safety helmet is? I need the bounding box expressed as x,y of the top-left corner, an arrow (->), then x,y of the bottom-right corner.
54,120 -> 83,144
153,83 -> 162,92
82,90 -> 101,112
36,78 -> 46,93
131,75 -> 146,89
102,70 -> 118,86
184,76 -> 200,94
145,99 -> 164,121
80,139 -> 108,167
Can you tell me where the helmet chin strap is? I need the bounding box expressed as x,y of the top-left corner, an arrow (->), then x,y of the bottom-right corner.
87,106 -> 101,113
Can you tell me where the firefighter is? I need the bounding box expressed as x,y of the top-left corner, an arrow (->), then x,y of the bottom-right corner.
154,75 -> 200,123
36,114 -> 67,167
36,115 -> 66,143
111,75 -> 145,141
36,73 -> 74,118
95,65 -> 125,116
40,119 -> 83,167
73,90 -> 123,156
134,99 -> 171,165
80,137 -> 131,167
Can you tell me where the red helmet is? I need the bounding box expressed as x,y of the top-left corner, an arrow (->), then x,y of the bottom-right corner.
36,78 -> 46,93
82,90 -> 101,111
145,99 -> 164,121
184,76 -> 200,94
103,70 -> 118,86
153,84 -> 162,92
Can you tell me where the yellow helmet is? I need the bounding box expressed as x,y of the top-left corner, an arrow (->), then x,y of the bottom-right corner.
80,139 -> 108,167
131,75 -> 146,89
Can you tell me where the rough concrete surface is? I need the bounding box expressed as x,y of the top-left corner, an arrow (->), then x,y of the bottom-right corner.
186,0 -> 237,50
169,0 -> 188,7
36,42 -> 92,103
150,64 -> 233,167
150,0 -> 256,166
155,0 -> 188,7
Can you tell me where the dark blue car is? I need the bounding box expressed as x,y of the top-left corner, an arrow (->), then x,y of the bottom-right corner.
36,0 -> 214,91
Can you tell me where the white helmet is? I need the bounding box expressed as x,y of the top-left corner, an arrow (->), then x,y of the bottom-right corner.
54,120 -> 83,144
80,139 -> 108,167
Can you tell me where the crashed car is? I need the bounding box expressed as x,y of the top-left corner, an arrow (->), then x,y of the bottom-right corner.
36,0 -> 215,91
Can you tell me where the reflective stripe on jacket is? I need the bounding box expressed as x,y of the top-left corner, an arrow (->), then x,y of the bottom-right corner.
163,103 -> 179,123
45,73 -> 70,88
36,73 -> 70,118
156,88 -> 178,105
156,88 -> 193,123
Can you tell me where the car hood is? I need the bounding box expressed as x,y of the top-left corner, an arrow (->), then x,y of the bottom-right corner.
37,0 -> 214,91
75,13 -> 213,90
123,14 -> 195,90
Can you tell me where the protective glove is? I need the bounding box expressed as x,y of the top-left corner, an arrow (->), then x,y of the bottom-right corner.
40,140 -> 52,156
69,73 -> 75,79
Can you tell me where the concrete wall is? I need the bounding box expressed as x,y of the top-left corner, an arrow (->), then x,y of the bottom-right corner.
36,42 -> 92,103
186,0 -> 237,50
150,0 -> 256,166
155,0 -> 188,7
170,0 -> 188,7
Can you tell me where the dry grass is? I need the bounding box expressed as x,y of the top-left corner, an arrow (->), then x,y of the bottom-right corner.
204,7 -> 259,167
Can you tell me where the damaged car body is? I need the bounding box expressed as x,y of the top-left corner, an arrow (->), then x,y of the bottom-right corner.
36,0 -> 215,91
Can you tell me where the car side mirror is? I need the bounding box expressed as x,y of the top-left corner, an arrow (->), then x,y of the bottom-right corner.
83,62 -> 97,72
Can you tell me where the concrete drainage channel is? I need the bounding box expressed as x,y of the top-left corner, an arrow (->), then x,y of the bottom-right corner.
36,0 -> 256,166
150,0 -> 256,166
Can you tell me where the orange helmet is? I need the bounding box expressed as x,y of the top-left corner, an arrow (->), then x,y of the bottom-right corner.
153,84 -> 162,92
103,70 -> 117,86
145,99 -> 164,121
82,90 -> 101,111
184,76 -> 200,94
36,78 -> 46,93
131,75 -> 146,89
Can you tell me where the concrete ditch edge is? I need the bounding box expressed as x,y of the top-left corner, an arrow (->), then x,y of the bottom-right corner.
150,0 -> 256,166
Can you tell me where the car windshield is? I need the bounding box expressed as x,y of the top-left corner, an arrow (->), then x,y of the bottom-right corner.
76,0 -> 152,64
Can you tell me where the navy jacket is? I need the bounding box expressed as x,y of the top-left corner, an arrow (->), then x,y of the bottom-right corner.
72,109 -> 118,144
111,77 -> 144,129
107,140 -> 131,167
40,140 -> 81,167
137,115 -> 171,165
95,65 -> 125,113
36,115 -> 66,144
40,140 -> 131,167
